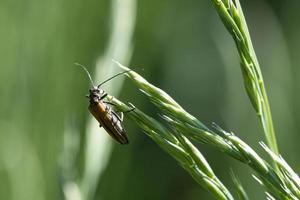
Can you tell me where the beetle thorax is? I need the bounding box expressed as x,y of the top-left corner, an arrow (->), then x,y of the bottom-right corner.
89,87 -> 105,104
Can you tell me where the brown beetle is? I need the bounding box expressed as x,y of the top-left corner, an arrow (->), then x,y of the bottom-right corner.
77,63 -> 133,144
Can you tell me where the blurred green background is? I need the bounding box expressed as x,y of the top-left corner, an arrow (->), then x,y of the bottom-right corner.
0,0 -> 299,199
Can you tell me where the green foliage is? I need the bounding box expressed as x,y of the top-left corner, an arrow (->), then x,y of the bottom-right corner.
231,172 -> 249,200
211,0 -> 278,157
1,0 -> 299,200
110,61 -> 300,199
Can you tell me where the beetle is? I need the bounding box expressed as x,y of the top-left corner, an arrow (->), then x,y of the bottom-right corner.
77,63 -> 133,144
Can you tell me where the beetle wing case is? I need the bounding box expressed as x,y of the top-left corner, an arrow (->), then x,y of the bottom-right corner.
88,102 -> 129,144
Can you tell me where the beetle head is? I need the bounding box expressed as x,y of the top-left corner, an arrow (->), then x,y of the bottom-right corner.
88,86 -> 106,103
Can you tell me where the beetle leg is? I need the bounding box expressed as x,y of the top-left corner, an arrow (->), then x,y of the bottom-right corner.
124,102 -> 136,113
105,100 -> 135,120
103,101 -> 117,106
112,110 -> 123,122
104,99 -> 133,113
100,92 -> 108,100
115,107 -> 134,122
108,102 -> 135,115
120,112 -> 124,121
105,105 -> 109,112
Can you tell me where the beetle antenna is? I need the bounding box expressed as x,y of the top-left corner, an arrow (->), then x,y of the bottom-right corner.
75,63 -> 95,87
97,70 -> 131,88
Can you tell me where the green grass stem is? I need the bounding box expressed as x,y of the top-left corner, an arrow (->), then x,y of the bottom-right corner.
109,63 -> 300,199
